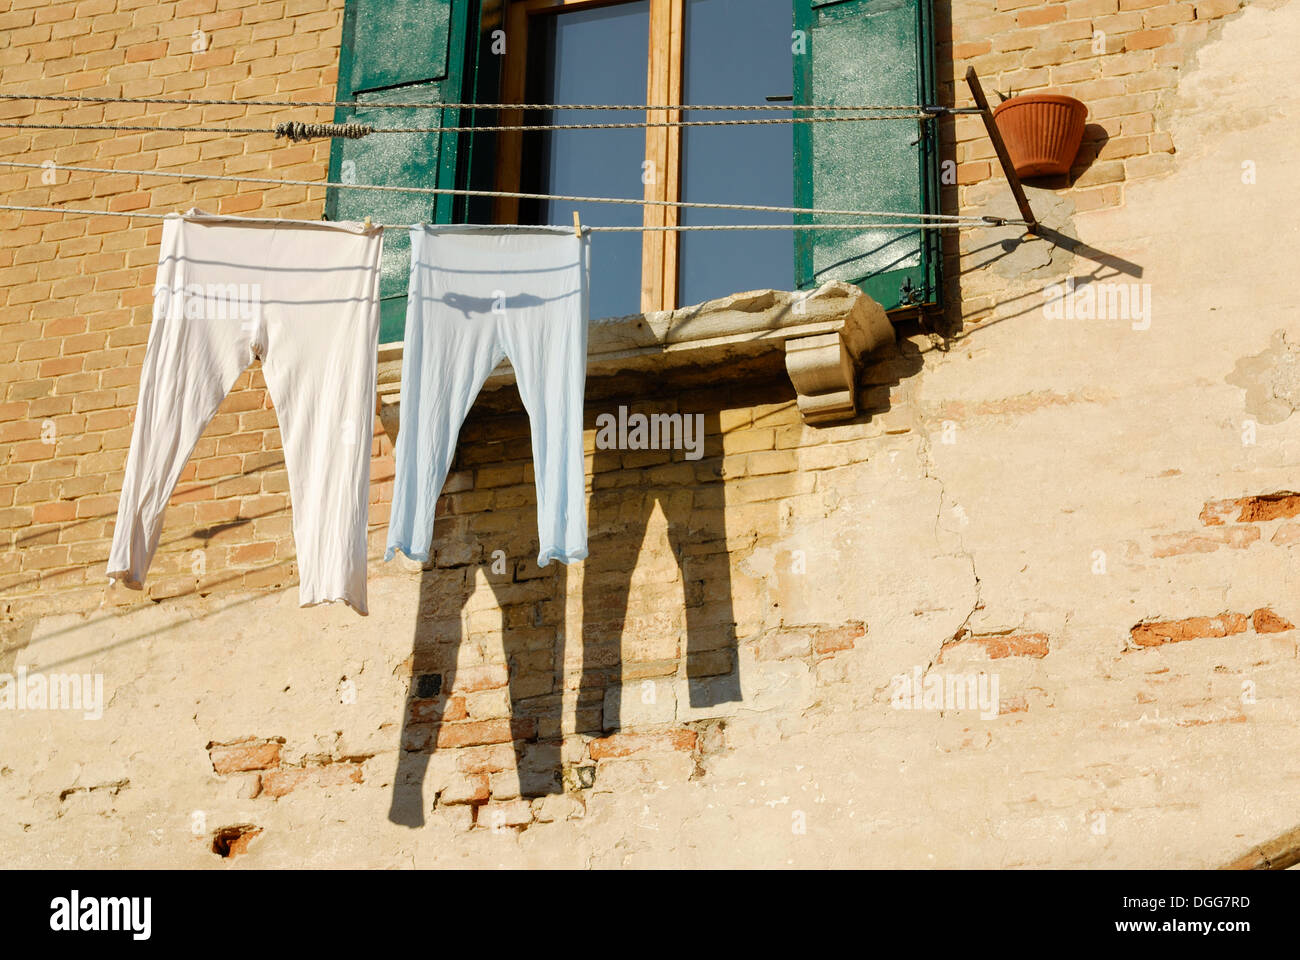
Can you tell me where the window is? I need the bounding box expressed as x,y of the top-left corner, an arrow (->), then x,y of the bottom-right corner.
524,2 -> 652,321
499,0 -> 794,316
328,0 -> 939,342
678,0 -> 795,306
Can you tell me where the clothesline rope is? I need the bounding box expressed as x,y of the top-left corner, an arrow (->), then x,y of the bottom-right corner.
0,93 -> 925,112
0,113 -> 928,138
0,204 -> 1009,232
0,160 -> 1008,223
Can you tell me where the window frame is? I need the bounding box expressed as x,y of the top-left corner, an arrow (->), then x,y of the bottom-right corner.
495,0 -> 683,315
328,0 -> 941,333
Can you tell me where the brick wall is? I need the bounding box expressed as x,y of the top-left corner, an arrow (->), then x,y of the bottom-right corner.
0,0 -> 1257,626
0,0 -> 356,617
0,2 -> 923,638
0,0 -> 901,825
941,0 -> 1247,211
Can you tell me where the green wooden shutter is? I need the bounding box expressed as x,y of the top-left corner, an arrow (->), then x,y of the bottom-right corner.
344,0 -> 453,93
793,0 -> 940,312
327,0 -> 475,344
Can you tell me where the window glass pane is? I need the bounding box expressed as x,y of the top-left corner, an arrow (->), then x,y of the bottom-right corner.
679,0 -> 794,306
533,2 -> 651,320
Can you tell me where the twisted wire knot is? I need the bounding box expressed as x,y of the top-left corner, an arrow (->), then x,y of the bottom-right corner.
273,121 -> 373,142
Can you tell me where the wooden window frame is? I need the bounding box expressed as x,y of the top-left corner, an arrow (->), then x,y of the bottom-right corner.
495,0 -> 683,314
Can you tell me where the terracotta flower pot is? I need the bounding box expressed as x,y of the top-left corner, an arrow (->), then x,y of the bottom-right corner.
992,93 -> 1088,178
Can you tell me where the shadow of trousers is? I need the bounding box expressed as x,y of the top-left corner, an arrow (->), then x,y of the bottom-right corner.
581,409 -> 743,731
389,561 -> 568,828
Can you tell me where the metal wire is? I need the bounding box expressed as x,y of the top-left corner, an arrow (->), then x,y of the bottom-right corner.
0,159 -> 1003,223
0,113 -> 927,136
0,203 -> 1009,232
0,92 -> 925,112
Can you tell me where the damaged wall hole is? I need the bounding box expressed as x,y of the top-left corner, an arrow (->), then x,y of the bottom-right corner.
1201,491 -> 1300,526
211,824 -> 262,858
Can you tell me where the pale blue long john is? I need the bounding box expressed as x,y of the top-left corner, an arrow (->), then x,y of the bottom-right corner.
384,224 -> 591,568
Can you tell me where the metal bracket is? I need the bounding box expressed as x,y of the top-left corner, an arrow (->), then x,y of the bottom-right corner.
964,67 -> 1039,235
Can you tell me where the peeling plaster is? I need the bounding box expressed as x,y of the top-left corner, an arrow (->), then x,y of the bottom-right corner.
1228,329 -> 1300,425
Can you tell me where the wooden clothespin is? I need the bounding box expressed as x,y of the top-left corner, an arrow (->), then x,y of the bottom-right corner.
572,210 -> 582,238
363,215 -> 373,230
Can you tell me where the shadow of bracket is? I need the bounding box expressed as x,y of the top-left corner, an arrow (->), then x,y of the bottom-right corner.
1032,224 -> 1145,279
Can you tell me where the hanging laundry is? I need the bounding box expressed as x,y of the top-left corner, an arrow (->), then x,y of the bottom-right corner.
107,208 -> 384,614
386,226 -> 590,568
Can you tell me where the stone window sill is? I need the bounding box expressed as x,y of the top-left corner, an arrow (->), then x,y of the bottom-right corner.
376,281 -> 893,430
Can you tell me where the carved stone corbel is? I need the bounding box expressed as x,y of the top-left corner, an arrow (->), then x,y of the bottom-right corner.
782,282 -> 895,424
784,331 -> 858,424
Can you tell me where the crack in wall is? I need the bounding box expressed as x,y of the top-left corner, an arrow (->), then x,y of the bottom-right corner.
911,373 -> 984,672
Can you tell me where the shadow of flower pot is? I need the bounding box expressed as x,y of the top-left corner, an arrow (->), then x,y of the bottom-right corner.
1067,123 -> 1112,184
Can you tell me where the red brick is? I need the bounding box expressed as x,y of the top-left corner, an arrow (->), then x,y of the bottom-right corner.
1143,3 -> 1195,27
455,744 -> 517,775
9,440 -> 55,463
72,496 -> 117,522
952,40 -> 993,58
260,763 -> 363,798
214,825 -> 262,857
449,663 -> 509,694
1252,609 -> 1295,635
218,193 -> 264,215
475,799 -> 533,828
957,161 -> 992,185
589,729 -> 698,760
1151,526 -> 1259,557
39,356 -> 82,378
439,773 -> 490,806
1125,28 -> 1172,49
939,631 -> 1050,662
32,501 -> 75,523
1201,493 -> 1300,525
208,738 -> 282,774
125,40 -> 169,62
813,621 -> 866,655
193,499 -> 239,524
409,694 -> 469,724
1195,0 -> 1240,18
434,719 -> 538,749
229,541 -> 275,565
1130,613 -> 1249,647
193,455 -> 242,480
1018,6 -> 1066,26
